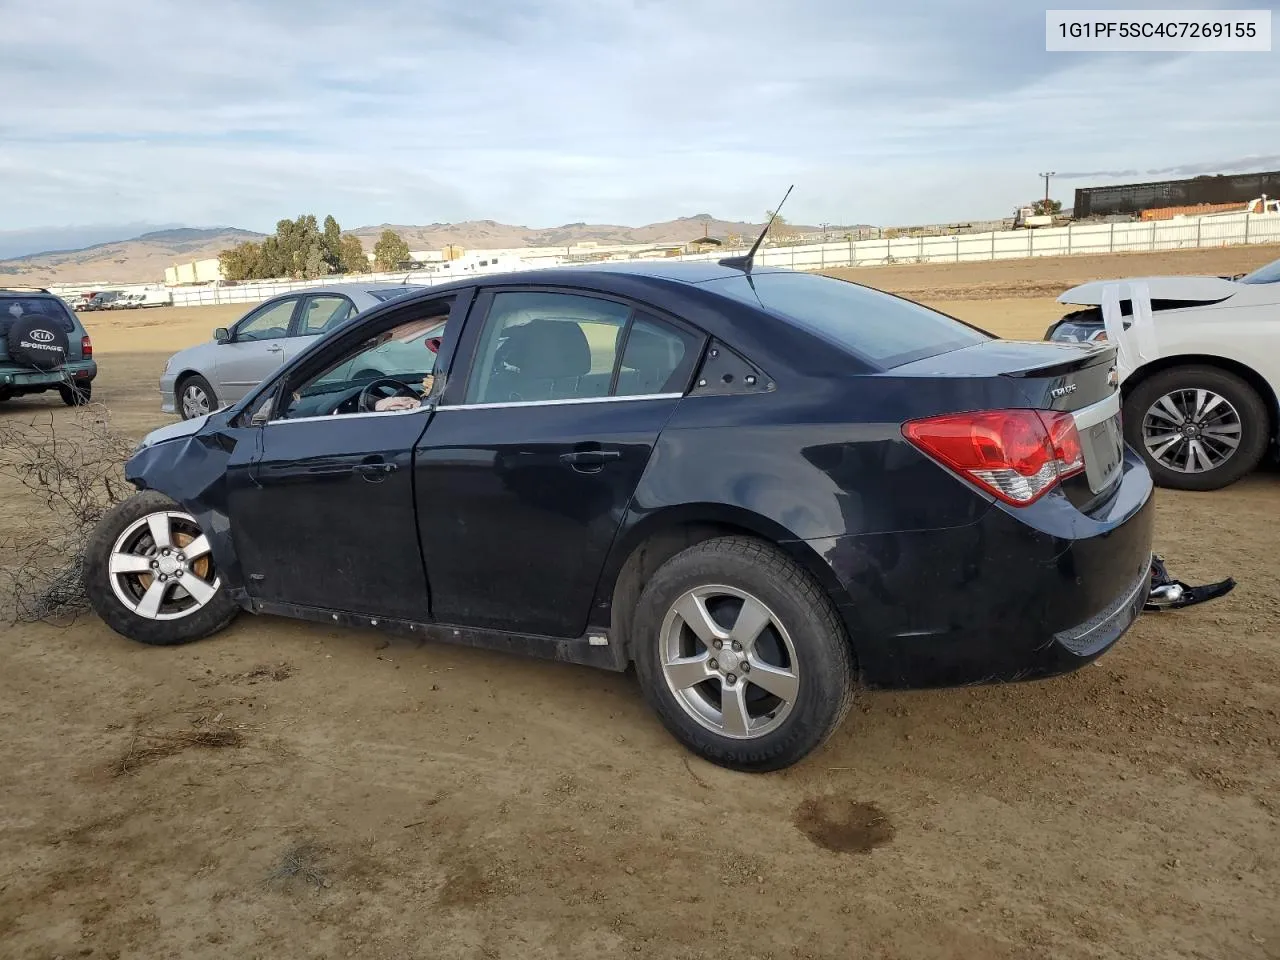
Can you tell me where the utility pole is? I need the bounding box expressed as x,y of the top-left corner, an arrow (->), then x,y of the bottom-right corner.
820,221 -> 830,241
1038,171 -> 1056,208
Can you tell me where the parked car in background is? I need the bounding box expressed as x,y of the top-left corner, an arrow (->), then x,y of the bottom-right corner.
89,263 -> 1153,771
160,283 -> 424,418
80,291 -> 123,312
0,286 -> 96,405
1046,255 -> 1280,490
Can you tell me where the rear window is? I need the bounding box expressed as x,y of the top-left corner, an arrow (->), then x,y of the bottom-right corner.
703,272 -> 990,368
1240,258 -> 1280,285
0,297 -> 76,332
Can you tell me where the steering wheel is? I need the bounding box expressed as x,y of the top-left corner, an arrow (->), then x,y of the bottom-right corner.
357,377 -> 418,413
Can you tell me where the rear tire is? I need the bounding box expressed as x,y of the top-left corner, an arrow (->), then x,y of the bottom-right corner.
632,536 -> 856,772
59,381 -> 92,406
177,374 -> 217,420
83,491 -> 240,645
1124,365 -> 1269,491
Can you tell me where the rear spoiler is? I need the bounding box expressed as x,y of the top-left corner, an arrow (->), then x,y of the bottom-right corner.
999,343 -> 1117,379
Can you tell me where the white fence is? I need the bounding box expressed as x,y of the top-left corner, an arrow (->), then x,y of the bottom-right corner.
164,210 -> 1280,308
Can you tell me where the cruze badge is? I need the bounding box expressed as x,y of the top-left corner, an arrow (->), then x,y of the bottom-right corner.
1049,383 -> 1077,400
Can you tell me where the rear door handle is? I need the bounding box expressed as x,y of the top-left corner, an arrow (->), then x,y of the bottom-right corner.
266,345 -> 284,354
560,449 -> 622,468
354,461 -> 397,478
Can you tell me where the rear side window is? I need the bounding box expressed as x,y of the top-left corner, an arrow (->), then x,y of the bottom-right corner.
703,272 -> 989,368
1,297 -> 76,333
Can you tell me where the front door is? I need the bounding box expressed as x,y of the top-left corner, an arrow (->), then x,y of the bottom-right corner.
415,289 -> 704,637
228,296 -> 461,620
214,296 -> 300,403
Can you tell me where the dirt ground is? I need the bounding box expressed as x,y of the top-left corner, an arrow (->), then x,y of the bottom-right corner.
2,247 -> 1279,960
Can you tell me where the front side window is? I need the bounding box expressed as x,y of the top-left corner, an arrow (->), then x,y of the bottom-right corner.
298,295 -> 354,336
278,301 -> 452,420
236,298 -> 297,342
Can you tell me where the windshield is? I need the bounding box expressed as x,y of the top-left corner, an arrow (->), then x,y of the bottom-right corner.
703,272 -> 990,368
1239,258 -> 1280,284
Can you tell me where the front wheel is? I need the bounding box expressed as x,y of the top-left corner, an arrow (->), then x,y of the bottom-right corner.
1125,365 -> 1269,491
632,537 -> 856,772
83,491 -> 239,645
177,374 -> 218,420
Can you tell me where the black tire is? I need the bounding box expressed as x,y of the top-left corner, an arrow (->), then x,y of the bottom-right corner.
631,536 -> 856,772
176,374 -> 218,420
1125,365 -> 1269,491
83,490 -> 240,645
59,381 -> 92,406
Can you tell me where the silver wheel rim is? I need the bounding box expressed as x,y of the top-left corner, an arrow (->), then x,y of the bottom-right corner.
108,511 -> 220,621
659,585 -> 800,740
181,383 -> 211,419
1142,388 -> 1242,474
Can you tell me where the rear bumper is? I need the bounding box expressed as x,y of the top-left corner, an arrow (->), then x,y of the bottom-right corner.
808,449 -> 1155,689
0,360 -> 97,391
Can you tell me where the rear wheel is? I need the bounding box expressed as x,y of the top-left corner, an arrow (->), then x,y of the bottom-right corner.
59,381 -> 92,406
632,537 -> 856,772
1125,365 -> 1269,491
177,374 -> 217,420
83,491 -> 239,645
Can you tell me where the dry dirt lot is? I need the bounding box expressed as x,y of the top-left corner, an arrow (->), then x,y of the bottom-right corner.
2,247 -> 1279,960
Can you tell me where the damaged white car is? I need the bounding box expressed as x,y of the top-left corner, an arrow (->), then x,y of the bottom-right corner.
1046,256 -> 1280,490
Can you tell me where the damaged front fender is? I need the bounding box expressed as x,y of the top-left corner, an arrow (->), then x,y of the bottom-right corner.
124,413 -> 261,607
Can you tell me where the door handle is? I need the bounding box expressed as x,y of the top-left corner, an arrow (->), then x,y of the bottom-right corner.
560,449 -> 622,468
266,345 -> 284,354
354,461 -> 397,478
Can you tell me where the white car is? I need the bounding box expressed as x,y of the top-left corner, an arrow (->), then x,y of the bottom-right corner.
1046,256 -> 1280,490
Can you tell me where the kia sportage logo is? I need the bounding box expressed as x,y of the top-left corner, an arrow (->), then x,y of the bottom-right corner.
29,329 -> 55,343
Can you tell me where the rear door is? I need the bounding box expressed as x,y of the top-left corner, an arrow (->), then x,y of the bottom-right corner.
414,288 -> 704,637
213,296 -> 300,402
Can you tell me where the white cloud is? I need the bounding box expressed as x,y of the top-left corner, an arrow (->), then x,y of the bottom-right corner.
1,0 -> 1277,232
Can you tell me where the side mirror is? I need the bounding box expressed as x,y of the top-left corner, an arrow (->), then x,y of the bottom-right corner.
214,327 -> 230,343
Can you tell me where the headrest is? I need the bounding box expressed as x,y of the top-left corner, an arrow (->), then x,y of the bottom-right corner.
504,319 -> 591,379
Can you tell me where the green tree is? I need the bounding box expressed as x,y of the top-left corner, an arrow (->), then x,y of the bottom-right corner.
339,234 -> 370,273
765,210 -> 792,239
322,215 -> 343,273
218,241 -> 263,282
373,230 -> 411,271
1032,199 -> 1063,216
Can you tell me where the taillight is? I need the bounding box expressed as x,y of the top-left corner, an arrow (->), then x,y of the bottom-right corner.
903,409 -> 1084,506
81,335 -> 93,357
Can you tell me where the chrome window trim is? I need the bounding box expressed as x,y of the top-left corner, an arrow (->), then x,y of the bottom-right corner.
436,392 -> 683,412
1071,391 -> 1121,430
265,407 -> 432,426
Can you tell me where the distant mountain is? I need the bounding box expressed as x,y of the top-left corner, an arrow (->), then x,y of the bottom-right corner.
0,215 -> 872,285
0,228 -> 264,284
347,214 -> 830,252
0,222 -> 188,260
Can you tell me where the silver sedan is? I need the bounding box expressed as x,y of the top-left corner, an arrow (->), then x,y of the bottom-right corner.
161,283 -> 423,418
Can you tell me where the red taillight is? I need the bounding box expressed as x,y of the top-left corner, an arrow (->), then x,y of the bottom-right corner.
81,335 -> 93,357
903,409 -> 1084,506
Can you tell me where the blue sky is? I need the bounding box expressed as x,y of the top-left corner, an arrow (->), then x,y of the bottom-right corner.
1,0 -> 1277,245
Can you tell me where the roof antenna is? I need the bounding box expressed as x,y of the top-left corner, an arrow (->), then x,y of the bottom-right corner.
720,184 -> 793,273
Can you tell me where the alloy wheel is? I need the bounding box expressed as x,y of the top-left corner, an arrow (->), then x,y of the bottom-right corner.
1142,388 -> 1242,474
659,584 -> 800,739
108,511 -> 220,621
181,384 -> 211,419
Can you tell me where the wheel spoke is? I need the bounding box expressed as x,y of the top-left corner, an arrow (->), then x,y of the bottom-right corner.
183,534 -> 212,561
1197,392 -> 1227,421
179,574 -> 217,606
146,514 -> 172,550
109,552 -> 153,574
1191,389 -> 1209,422
746,660 -> 799,703
1200,429 -> 1240,451
664,653 -> 712,690
1149,434 -> 1184,462
720,682 -> 752,737
135,579 -> 170,618
674,593 -> 727,648
1153,395 -> 1187,425
1188,439 -> 1214,472
729,597 -> 772,653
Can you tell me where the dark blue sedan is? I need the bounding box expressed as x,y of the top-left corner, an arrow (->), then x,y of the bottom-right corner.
83,261 -> 1153,771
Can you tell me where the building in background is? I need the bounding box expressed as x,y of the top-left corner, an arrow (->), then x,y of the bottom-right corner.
1074,171 -> 1280,219
164,258 -> 222,285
